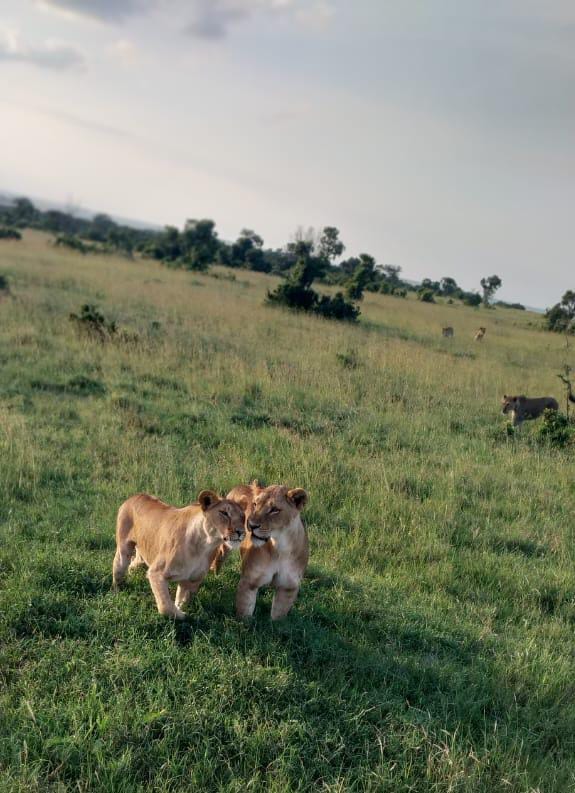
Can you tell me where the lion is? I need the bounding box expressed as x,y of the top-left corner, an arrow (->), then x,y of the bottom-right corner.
228,482 -> 309,620
442,326 -> 454,338
501,394 -> 559,427
474,327 -> 486,341
112,490 -> 245,619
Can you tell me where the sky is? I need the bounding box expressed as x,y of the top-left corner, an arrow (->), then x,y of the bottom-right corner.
0,1 -> 574,307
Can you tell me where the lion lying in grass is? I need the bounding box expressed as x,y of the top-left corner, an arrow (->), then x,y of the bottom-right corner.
501,394 -> 559,427
112,491 -> 245,619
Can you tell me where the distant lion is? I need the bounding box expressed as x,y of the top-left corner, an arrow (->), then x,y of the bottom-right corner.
474,327 -> 486,341
501,395 -> 559,427
442,326 -> 454,338
113,491 -> 245,619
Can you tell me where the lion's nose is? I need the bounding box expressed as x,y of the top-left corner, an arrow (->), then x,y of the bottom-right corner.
248,519 -> 261,531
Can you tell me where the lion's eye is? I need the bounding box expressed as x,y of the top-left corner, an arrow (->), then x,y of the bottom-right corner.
269,507 -> 280,515
218,510 -> 228,518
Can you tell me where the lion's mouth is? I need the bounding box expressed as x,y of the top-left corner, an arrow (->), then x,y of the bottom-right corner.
251,532 -> 270,543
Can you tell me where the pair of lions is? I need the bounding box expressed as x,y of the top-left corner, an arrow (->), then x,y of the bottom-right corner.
112,482 -> 308,620
441,327 -> 486,340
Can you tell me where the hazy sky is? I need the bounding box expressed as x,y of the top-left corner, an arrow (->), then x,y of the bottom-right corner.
1,1 -> 574,307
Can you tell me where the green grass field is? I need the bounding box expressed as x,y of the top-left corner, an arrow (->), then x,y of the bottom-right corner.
1,232 -> 574,792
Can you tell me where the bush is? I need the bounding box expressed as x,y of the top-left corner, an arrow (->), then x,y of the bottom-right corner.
496,300 -> 525,311
463,292 -> 482,307
417,288 -> 435,303
315,292 -> 360,322
267,284 -> 359,322
69,304 -> 117,342
0,227 -> 21,240
55,234 -> 92,254
336,348 -> 360,369
546,303 -> 574,334
537,409 -> 574,448
267,283 -> 318,312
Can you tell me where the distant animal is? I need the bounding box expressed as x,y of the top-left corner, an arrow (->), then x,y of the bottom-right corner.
501,395 -> 559,427
228,481 -> 309,620
442,326 -> 454,338
474,327 -> 486,341
112,491 -> 245,619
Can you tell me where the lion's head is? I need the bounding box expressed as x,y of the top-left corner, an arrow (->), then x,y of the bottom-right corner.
198,490 -> 246,548
501,395 -> 525,415
246,485 -> 308,547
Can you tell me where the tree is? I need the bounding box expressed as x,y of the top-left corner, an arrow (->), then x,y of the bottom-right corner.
379,264 -> 402,287
181,219 -> 219,270
267,236 -> 360,322
463,292 -> 482,307
89,213 -> 116,242
318,226 -> 345,264
228,229 -> 269,271
345,254 -> 376,301
13,197 -> 39,226
480,274 -> 502,306
440,277 -> 459,296
546,290 -> 575,333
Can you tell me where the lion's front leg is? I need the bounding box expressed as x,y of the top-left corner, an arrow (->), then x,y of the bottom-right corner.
175,579 -> 202,610
271,586 -> 299,620
236,577 -> 259,619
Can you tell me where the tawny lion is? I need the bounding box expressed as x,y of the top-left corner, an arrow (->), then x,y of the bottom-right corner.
501,395 -> 559,427
227,482 -> 309,620
474,327 -> 486,341
112,491 -> 245,619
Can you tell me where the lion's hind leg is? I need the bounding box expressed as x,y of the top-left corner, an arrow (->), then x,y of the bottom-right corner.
112,502 -> 137,589
128,548 -> 146,573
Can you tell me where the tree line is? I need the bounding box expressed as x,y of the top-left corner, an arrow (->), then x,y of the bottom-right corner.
10,195 -> 572,327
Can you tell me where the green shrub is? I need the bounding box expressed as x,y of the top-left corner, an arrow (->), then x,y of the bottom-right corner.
69,304 -> 116,341
537,409 -> 574,448
417,288 -> 435,303
0,227 -> 21,240
315,292 -> 360,321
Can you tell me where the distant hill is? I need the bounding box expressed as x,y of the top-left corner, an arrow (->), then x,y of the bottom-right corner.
0,189 -> 160,232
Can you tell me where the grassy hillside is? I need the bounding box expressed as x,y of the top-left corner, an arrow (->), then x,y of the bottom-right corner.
1,232 -> 574,792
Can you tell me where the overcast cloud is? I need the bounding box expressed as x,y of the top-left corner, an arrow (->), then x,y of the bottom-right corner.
0,0 -> 573,307
0,27 -> 84,69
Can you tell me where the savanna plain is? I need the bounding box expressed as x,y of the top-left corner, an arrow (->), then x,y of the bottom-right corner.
1,232 -> 575,792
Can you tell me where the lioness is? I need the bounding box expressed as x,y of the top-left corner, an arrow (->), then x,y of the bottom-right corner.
474,327 -> 486,341
112,491 -> 245,619
229,482 -> 309,620
501,394 -> 559,426
442,326 -> 454,338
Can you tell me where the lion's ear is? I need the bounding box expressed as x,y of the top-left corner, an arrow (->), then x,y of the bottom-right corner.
503,395 -> 507,400
198,490 -> 220,511
287,488 -> 308,511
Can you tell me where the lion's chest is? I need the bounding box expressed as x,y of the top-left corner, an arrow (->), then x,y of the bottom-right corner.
255,556 -> 303,590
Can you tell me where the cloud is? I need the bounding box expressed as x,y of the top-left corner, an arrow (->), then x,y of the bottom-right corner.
185,0 -> 333,38
39,0 -> 333,37
38,0 -> 153,23
0,28 -> 85,69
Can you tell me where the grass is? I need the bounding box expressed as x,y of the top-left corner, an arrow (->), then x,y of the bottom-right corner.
0,231 -> 574,791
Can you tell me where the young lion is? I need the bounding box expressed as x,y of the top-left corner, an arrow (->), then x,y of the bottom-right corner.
228,482 -> 309,620
112,491 -> 245,619
501,394 -> 559,427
